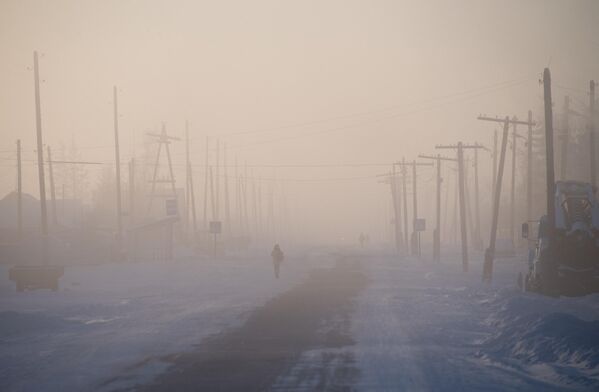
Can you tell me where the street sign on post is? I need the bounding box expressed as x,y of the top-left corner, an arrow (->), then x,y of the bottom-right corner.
414,218 -> 426,232
209,221 -> 222,258
209,221 -> 222,234
166,199 -> 178,216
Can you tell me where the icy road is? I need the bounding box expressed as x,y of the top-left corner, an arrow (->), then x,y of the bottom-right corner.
2,247 -> 599,391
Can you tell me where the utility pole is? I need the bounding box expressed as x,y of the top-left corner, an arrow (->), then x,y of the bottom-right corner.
560,96 -> 570,180
394,159 -> 433,257
129,158 -> 135,225
113,86 -> 123,257
216,139 -> 221,219
478,114 -> 535,248
457,144 -> 468,271
388,164 -> 403,254
188,161 -> 197,237
146,124 -> 179,215
17,139 -> 22,239
590,80 -> 596,189
510,118 -> 518,249
419,154 -> 457,261
47,146 -> 57,225
545,69 -> 556,253
474,147 -> 482,250
203,137 -> 210,230
527,110 -> 533,223
436,143 -> 483,271
33,51 -> 48,264
401,158 -> 409,252
481,118 -> 510,282
492,130 -> 498,196
224,143 -> 231,237
185,121 -> 191,236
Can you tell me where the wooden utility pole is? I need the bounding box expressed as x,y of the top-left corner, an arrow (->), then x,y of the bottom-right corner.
481,118 -> 510,281
389,164 -> 403,254
474,146 -> 482,250
203,137 -> 210,229
129,158 -> 135,224
545,69 -> 556,248
401,158 -> 409,252
527,110 -> 533,223
224,143 -> 231,237
188,161 -> 197,237
394,159 -> 433,257
113,86 -> 123,256
590,80 -> 596,188
560,96 -> 570,180
185,121 -> 191,235
419,154 -> 457,261
457,144 -> 468,270
214,139 -> 220,220
209,166 -> 216,220
47,146 -> 57,225
510,118 -> 517,248
33,51 -> 48,264
492,130 -> 498,196
235,156 -> 242,235
436,143 -> 483,271
17,139 -> 22,239
478,115 -> 535,247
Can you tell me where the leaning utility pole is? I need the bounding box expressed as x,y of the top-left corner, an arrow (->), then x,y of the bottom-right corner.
419,154 -> 457,261
113,86 -> 123,256
590,80 -> 596,188
436,143 -> 483,271
481,118 -> 510,282
33,51 -> 48,264
17,139 -> 22,239
47,146 -> 57,225
477,114 -> 535,247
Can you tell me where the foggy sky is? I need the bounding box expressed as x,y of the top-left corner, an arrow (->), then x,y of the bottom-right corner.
1,0 -> 598,242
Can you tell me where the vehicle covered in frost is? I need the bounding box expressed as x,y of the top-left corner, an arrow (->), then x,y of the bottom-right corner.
523,181 -> 599,296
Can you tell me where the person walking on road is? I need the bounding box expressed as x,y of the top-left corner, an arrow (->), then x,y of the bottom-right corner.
271,244 -> 284,278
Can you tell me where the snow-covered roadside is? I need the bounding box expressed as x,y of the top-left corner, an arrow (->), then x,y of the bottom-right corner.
351,249 -> 599,391
0,248 -> 325,392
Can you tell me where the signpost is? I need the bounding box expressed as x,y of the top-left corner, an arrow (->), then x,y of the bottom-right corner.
209,221 -> 222,258
166,199 -> 178,217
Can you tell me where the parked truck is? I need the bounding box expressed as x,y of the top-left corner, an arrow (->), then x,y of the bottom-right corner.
522,181 -> 599,296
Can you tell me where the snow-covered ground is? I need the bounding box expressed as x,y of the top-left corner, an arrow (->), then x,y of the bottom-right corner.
2,245 -> 599,391
351,248 -> 599,391
0,249 -> 324,391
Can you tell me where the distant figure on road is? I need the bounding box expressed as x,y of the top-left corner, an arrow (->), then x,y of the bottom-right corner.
359,233 -> 366,248
271,244 -> 285,278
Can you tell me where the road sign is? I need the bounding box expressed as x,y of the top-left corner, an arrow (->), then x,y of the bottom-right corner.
165,199 -> 178,216
209,221 -> 222,234
414,218 -> 426,232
